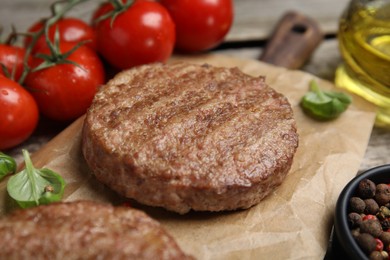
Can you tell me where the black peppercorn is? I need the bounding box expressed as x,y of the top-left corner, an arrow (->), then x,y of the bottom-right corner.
360,219 -> 383,237
369,251 -> 383,260
375,184 -> 390,206
347,179 -> 390,258
355,233 -> 377,254
379,231 -> 390,248
351,228 -> 361,238
365,199 -> 380,215
348,212 -> 362,228
358,179 -> 376,199
350,196 -> 366,214
380,218 -> 390,231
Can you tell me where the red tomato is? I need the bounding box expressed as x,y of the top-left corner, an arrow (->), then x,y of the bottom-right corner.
24,17 -> 97,53
0,75 -> 39,150
25,43 -> 105,121
160,0 -> 233,52
93,0 -> 175,69
0,44 -> 30,82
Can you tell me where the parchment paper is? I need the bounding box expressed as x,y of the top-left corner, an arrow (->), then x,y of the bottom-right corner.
0,54 -> 376,259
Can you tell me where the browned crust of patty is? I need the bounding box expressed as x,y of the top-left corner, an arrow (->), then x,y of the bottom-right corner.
0,201 -> 192,259
82,62 -> 298,214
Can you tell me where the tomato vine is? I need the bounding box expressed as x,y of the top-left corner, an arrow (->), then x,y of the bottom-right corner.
17,0 -> 91,85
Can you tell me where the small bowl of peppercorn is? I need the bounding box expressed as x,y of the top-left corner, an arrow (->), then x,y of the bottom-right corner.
330,164 -> 390,260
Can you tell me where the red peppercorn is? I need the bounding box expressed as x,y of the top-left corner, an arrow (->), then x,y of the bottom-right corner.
375,238 -> 384,251
363,214 -> 378,221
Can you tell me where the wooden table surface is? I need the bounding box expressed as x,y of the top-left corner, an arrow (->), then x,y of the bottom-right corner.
1,0 -> 388,172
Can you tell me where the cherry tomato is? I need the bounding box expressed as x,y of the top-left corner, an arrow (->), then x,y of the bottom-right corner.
25,43 -> 105,121
160,0 -> 233,52
0,44 -> 30,82
24,17 -> 97,53
93,0 -> 175,69
0,75 -> 39,150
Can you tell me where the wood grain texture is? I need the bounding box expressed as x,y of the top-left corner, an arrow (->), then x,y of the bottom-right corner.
0,0 -> 350,42
229,0 -> 350,41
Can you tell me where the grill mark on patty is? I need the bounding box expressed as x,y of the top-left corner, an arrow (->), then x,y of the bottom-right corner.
92,64 -> 202,117
133,87 -> 284,179
104,67 -> 286,168
111,63 -> 216,113
101,67 -> 254,151
93,66 -> 290,170
102,68 -> 220,124
92,65 -> 291,170
138,82 -> 258,141
104,86 -> 231,151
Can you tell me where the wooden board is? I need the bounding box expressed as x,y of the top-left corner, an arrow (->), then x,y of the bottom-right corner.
0,54 -> 376,259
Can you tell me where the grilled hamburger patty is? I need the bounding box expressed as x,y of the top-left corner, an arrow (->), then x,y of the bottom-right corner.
82,62 -> 298,214
0,201 -> 192,259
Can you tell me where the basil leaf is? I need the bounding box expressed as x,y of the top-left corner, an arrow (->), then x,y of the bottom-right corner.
300,80 -> 352,120
6,149 -> 66,209
302,91 -> 332,104
324,91 -> 353,104
0,152 -> 16,180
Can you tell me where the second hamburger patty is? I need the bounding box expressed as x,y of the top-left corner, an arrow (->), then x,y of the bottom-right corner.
0,201 -> 192,259
82,62 -> 299,214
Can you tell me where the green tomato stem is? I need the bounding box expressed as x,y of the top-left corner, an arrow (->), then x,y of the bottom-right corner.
18,0 -> 90,85
95,0 -> 135,27
109,0 -> 126,9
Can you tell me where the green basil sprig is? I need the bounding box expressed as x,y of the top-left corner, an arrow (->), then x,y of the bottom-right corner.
7,149 -> 66,208
0,152 -> 16,180
301,80 -> 352,120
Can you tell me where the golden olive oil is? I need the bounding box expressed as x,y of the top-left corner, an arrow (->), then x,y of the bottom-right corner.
336,0 -> 390,127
